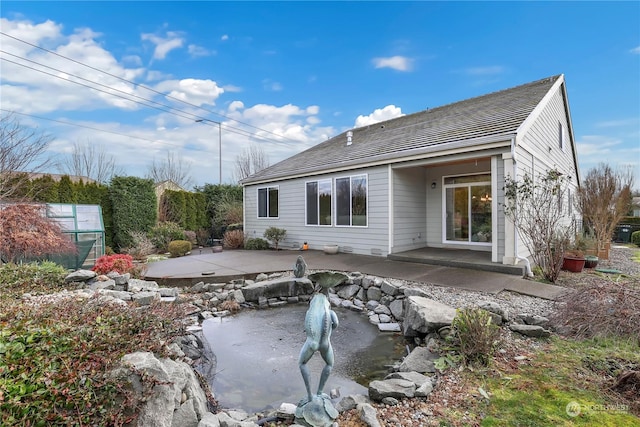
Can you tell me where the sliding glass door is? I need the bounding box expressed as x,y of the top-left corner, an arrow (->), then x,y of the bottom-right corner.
444,174 -> 492,244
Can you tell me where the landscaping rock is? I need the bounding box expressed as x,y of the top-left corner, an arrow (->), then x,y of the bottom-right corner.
368,378 -> 415,401
198,413 -> 221,427
403,296 -> 457,336
358,402 -> 382,427
509,324 -> 551,338
399,346 -> 437,373
378,323 -> 401,332
337,284 -> 361,299
389,299 -> 404,321
131,291 -> 159,306
366,287 -> 382,301
65,269 -> 96,282
241,277 -> 313,302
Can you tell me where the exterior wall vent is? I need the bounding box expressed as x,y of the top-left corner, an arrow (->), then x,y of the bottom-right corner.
370,248 -> 382,256
341,246 -> 354,253
346,130 -> 353,146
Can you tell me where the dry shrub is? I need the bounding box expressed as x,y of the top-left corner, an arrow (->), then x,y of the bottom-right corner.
123,230 -> 156,260
450,307 -> 501,367
550,281 -> 640,340
223,230 -> 245,249
220,300 -> 240,313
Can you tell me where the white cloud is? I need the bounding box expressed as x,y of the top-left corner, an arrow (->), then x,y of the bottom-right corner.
630,46 -> 640,54
595,117 -> 640,128
141,31 -> 184,60
262,79 -> 283,91
576,135 -> 621,156
187,44 -> 212,57
154,78 -> 224,106
0,17 -> 146,113
354,105 -> 404,128
221,34 -> 229,41
372,56 -> 413,71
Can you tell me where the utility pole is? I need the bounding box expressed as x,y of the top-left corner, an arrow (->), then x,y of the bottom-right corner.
195,118 -> 222,184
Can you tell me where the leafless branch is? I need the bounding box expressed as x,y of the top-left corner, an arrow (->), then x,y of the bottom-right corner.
58,140 -> 124,184
146,151 -> 194,189
0,113 -> 56,202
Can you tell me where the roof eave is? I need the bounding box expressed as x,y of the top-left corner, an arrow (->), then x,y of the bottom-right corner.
241,133 -> 514,186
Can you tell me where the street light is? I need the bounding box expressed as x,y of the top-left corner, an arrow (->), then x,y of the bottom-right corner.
195,118 -> 222,184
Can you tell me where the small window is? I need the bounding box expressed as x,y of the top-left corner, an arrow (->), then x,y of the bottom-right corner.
306,179 -> 332,225
558,122 -> 565,151
336,174 -> 367,227
257,186 -> 278,218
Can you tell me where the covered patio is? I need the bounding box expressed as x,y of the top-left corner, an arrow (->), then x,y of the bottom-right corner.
388,247 -> 524,276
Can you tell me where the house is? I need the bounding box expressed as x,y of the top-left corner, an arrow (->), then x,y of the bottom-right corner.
631,196 -> 640,217
241,75 -> 581,274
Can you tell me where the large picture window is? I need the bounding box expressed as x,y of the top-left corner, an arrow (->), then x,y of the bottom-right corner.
257,186 -> 278,218
444,174 -> 491,244
336,174 -> 367,227
306,180 -> 332,225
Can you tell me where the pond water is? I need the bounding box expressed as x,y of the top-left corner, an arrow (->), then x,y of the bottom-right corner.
201,305 -> 406,413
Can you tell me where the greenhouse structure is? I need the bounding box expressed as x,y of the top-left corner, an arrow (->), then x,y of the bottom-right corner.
46,203 -> 106,269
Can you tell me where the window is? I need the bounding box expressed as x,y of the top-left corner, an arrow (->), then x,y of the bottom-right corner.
558,122 -> 565,151
306,179 -> 332,225
257,186 -> 278,218
336,174 -> 367,226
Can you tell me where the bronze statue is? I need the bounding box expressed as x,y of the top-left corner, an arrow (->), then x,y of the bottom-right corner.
295,270 -> 348,427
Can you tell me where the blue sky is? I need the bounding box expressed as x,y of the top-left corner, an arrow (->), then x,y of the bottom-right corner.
1,1 -> 638,188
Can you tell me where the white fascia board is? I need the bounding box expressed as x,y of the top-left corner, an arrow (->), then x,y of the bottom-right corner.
243,135 -> 513,186
515,74 -> 565,146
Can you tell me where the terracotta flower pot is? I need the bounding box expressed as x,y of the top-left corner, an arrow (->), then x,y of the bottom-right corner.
562,256 -> 585,273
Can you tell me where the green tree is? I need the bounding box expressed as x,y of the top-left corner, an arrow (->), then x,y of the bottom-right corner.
109,176 -> 157,250
57,175 -> 77,203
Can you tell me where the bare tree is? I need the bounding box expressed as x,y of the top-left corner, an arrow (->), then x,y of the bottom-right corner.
577,163 -> 634,251
146,152 -> 194,189
233,145 -> 270,182
0,113 -> 56,202
504,169 -> 576,283
59,140 -> 124,184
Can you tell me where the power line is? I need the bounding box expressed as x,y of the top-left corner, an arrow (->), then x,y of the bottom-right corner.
1,54 -> 295,146
0,108 -> 216,153
0,31 -> 303,144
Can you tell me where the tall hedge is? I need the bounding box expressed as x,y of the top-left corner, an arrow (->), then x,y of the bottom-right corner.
109,176 -> 157,250
161,189 -> 186,227
194,184 -> 243,236
30,175 -> 58,202
57,175 -> 77,203
193,192 -> 208,230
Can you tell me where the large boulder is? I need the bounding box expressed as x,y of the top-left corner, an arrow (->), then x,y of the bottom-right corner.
65,269 -> 97,283
241,277 -> 313,302
111,352 -> 209,427
368,378 -> 415,401
403,296 -> 457,336
398,346 -> 437,373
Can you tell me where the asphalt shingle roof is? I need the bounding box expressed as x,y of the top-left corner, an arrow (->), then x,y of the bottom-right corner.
243,75 -> 561,184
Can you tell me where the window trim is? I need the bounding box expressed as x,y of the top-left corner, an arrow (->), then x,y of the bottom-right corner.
257,185 -> 279,219
335,173 -> 368,228
305,179 -> 332,227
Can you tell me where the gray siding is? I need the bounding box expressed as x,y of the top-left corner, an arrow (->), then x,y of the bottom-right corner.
496,158 -> 506,261
244,166 -> 390,256
516,85 -> 581,257
391,167 -> 426,252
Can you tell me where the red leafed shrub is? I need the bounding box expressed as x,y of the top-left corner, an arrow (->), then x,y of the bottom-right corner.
92,254 -> 134,275
0,203 -> 76,263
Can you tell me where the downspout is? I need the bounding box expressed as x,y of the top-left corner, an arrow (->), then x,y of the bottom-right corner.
510,136 -> 534,278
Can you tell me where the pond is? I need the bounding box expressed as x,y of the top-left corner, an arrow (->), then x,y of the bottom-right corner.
201,304 -> 406,413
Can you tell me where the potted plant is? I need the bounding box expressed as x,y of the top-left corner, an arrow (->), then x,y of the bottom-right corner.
584,255 -> 598,269
562,249 -> 586,273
